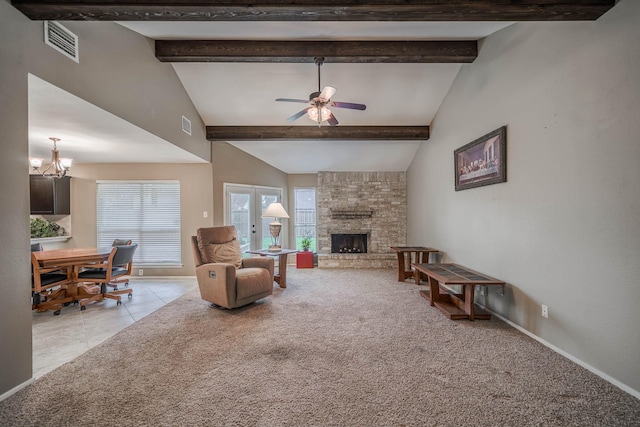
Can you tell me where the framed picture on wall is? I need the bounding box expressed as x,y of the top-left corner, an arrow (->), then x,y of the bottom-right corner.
454,126 -> 507,191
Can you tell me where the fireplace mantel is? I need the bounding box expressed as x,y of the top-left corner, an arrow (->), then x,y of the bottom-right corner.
330,208 -> 373,219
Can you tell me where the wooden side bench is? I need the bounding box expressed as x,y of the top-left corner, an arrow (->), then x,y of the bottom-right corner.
412,263 -> 504,321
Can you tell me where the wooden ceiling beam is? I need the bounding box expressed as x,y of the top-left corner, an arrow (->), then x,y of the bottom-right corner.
156,40 -> 477,63
11,1 -> 615,22
206,126 -> 430,141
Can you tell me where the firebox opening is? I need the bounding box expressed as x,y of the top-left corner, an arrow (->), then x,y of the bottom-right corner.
331,233 -> 368,254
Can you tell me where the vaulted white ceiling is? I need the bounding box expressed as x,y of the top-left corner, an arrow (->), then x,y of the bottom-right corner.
29,21 -> 513,173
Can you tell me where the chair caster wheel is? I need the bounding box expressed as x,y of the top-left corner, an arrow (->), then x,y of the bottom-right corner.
127,293 -> 132,298
81,306 -> 86,311
53,310 -> 61,316
117,300 -> 122,306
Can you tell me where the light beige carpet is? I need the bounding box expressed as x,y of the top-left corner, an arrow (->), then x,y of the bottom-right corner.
1,268 -> 638,426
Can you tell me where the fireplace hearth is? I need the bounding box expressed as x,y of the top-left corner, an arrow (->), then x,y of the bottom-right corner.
331,233 -> 368,254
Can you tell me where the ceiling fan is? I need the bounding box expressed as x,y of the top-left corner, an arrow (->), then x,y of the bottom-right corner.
275,57 -> 366,126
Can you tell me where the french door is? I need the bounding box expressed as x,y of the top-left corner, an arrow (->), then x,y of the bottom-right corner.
224,184 -> 283,252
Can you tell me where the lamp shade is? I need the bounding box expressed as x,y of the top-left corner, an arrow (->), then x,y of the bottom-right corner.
262,202 -> 289,219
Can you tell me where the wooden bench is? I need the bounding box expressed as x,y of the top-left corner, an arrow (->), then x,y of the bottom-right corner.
412,263 -> 504,321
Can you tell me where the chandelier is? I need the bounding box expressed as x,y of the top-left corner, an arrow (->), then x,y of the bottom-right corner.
30,137 -> 73,178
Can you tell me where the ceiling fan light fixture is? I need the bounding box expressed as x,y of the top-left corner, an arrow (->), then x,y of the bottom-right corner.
308,106 -> 332,123
275,56 -> 364,126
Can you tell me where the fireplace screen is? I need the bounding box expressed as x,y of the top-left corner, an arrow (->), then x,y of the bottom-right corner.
331,234 -> 367,254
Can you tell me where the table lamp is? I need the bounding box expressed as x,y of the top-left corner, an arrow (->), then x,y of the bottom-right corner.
262,202 -> 290,252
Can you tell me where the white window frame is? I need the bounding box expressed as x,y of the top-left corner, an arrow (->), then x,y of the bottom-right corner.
96,180 -> 182,267
294,187 -> 317,252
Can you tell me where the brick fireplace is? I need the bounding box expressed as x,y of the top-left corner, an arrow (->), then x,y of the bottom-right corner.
331,233 -> 368,253
317,172 -> 406,268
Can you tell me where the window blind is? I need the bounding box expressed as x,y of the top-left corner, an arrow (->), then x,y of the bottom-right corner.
96,181 -> 181,266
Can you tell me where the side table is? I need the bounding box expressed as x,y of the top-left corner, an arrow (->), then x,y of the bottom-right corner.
246,249 -> 297,288
390,246 -> 440,282
296,251 -> 314,268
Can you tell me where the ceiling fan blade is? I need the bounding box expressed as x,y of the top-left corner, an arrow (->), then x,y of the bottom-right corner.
286,108 -> 311,123
329,101 -> 367,111
327,112 -> 339,127
319,86 -> 337,101
276,98 -> 309,103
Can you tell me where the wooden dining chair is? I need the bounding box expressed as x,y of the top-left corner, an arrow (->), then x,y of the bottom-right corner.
31,244 -> 74,315
76,243 -> 138,310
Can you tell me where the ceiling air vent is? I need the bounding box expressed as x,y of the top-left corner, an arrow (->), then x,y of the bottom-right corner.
44,21 -> 79,63
182,115 -> 192,136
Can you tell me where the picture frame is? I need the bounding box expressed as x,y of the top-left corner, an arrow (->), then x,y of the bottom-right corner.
454,126 -> 507,191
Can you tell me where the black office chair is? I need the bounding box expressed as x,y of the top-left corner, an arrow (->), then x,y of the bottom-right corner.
31,243 -> 73,315
76,243 -> 138,310
109,239 -> 133,290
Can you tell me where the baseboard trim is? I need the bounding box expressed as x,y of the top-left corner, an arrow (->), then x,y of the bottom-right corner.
480,305 -> 640,400
0,377 -> 35,402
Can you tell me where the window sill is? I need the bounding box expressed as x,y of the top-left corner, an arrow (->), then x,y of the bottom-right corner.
30,236 -> 72,244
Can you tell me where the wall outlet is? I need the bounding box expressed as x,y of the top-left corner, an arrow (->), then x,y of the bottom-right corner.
203,211 -> 208,218
138,269 -> 143,276
541,304 -> 549,318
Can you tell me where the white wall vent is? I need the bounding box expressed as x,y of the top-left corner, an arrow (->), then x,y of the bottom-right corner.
182,115 -> 192,135
44,21 -> 79,63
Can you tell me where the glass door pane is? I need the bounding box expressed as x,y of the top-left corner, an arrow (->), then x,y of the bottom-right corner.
228,188 -> 253,253
257,190 -> 281,250
225,184 -> 284,252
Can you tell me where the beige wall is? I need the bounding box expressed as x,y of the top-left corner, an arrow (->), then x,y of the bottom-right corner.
65,145 -> 288,275
27,21 -> 209,162
68,163 -> 214,276
0,0 -> 33,395
407,0 -> 640,394
211,141 -> 289,241
0,4 -> 214,395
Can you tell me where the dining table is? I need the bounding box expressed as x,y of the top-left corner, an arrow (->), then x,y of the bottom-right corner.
32,247 -> 113,308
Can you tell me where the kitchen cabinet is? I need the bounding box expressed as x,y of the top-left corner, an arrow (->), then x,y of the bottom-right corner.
29,175 -> 71,215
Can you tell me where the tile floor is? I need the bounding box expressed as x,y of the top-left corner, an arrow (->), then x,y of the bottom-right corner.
31,277 -> 198,379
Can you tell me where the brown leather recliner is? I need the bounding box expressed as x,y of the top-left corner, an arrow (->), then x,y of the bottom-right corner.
191,226 -> 274,309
